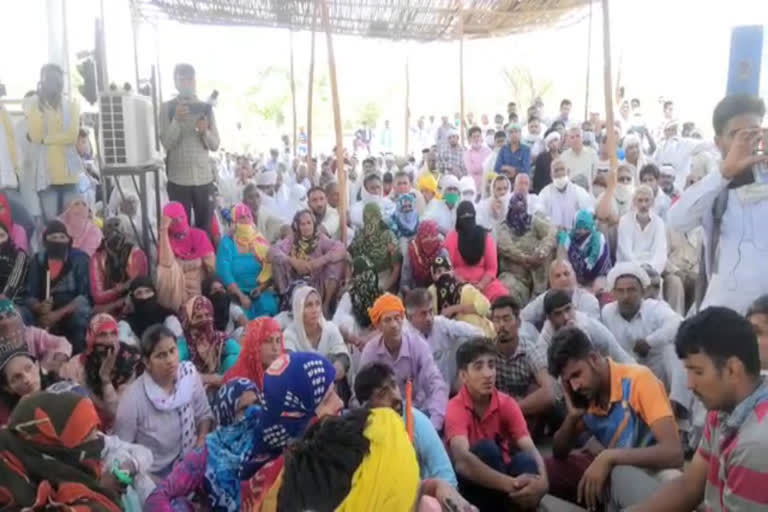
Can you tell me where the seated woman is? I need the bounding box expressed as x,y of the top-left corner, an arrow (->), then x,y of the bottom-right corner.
223,317 -> 285,399
157,202 -> 216,311
284,285 -> 351,404
26,220 -> 91,354
402,220 -> 447,292
445,201 -> 509,302
89,217 -> 148,316
0,220 -> 29,304
497,192 -> 557,307
0,391 -> 122,511
216,203 -> 278,319
562,209 -> 612,294
177,295 -> 241,390
58,313 -> 142,429
121,276 -> 182,343
268,209 -> 345,317
427,256 -> 495,338
348,202 -> 402,293
144,352 -> 344,512
333,256 -> 380,349
0,299 -> 71,371
0,347 -> 59,425
210,377 -> 260,428
0,193 -> 28,252
59,196 -> 102,257
203,274 -> 248,341
476,174 -> 512,240
114,325 -> 214,478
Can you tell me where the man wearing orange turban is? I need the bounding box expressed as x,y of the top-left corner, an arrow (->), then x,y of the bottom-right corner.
367,293 -> 405,327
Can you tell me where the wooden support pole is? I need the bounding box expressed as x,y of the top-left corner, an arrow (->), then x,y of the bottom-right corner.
289,29 -> 297,158
584,0 -> 593,121
601,0 -> 617,171
404,56 -> 410,157
320,0 -> 347,245
307,0 -> 318,170
458,2 -> 465,146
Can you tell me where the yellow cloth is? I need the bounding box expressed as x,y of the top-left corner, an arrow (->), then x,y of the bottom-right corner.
336,408 -> 420,512
25,99 -> 80,185
368,293 -> 405,327
428,283 -> 496,338
416,173 -> 441,200
0,106 -> 19,174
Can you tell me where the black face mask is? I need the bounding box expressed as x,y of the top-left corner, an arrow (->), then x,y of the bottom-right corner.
45,241 -> 69,260
133,294 -> 158,315
209,292 -> 231,331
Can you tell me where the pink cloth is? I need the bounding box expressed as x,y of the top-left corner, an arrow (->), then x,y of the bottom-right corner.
24,326 -> 72,364
58,202 -> 103,257
463,145 -> 492,192
10,224 -> 28,253
445,230 -> 509,302
163,202 -> 214,260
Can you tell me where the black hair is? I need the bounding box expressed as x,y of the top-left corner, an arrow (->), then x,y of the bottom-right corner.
362,157 -> 376,166
508,112 -> 519,123
78,128 -> 89,139
490,295 -> 520,316
494,130 -> 506,140
201,273 -> 224,297
353,362 -> 395,403
675,307 -> 760,376
456,338 -> 498,370
39,63 -> 63,79
382,171 -> 393,183
507,101 -> 517,108
543,289 -> 572,316
548,326 -> 595,378
278,408 -> 371,512
393,170 -> 410,181
663,100 -> 674,110
560,98 -> 572,108
140,324 -> 176,358
468,126 -> 482,138
404,288 -> 431,311
639,163 -> 660,181
173,63 -> 195,78
712,95 -> 765,136
363,173 -> 381,187
421,148 -> 431,154
747,294 -> 768,318
528,115 -> 540,124
307,185 -> 326,198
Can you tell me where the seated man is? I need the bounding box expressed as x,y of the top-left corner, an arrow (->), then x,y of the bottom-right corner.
601,263 -> 693,423
537,158 -> 595,230
539,290 -> 634,365
359,293 -> 448,430
545,327 -> 684,511
520,259 -> 601,329
630,307 -> 768,512
354,362 -> 457,487
404,288 -> 483,392
445,338 -> 548,512
490,296 -> 558,426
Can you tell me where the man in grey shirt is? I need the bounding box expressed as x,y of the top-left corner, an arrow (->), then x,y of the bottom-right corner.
160,63 -> 220,231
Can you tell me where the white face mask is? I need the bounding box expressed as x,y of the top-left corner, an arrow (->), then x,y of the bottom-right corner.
553,176 -> 569,190
614,184 -> 635,203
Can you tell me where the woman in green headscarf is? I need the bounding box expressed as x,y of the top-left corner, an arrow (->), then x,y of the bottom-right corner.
348,203 -> 402,292
562,209 -> 612,292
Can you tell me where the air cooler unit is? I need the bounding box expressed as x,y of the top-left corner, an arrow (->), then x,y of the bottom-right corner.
98,92 -> 160,167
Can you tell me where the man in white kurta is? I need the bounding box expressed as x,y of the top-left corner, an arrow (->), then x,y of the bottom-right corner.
653,120 -> 703,190
559,126 -> 599,194
616,185 -> 668,275
538,158 -> 595,229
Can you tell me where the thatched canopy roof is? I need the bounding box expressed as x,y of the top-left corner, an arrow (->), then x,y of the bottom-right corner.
131,0 -> 593,41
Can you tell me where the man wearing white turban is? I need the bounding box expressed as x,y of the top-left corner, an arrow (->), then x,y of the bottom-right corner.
422,174 -> 461,234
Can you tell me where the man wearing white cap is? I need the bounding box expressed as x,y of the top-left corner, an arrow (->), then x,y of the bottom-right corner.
653,119 -> 702,190
255,169 -> 279,216
437,127 -> 466,177
458,176 -> 476,203
422,174 -> 461,234
538,157 -> 594,230
601,262 -> 693,422
559,125 -> 599,194
657,163 -> 681,202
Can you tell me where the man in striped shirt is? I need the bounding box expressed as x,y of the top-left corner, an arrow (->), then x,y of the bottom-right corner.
631,307 -> 768,512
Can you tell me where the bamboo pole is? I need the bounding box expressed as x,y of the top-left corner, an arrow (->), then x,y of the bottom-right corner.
307,0 -> 318,170
320,0 -> 347,245
458,2 -> 465,146
583,0 -> 593,121
601,0 -> 617,171
404,56 -> 410,156
289,29 -> 297,158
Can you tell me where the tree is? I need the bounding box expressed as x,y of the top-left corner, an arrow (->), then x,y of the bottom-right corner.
500,66 -> 553,111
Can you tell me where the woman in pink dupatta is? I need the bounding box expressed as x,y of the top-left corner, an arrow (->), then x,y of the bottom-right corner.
58,197 -> 102,257
156,202 -> 216,311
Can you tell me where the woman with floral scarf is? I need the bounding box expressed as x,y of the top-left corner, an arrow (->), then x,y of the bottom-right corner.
403,220 -> 447,291
348,202 -> 402,292
562,209 -> 612,291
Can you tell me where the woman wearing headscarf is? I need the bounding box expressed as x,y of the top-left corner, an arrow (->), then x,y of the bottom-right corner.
58,313 -> 142,428
402,220 -> 447,291
268,209 -> 345,317
26,220 -> 91,353
210,377 -> 260,428
114,325 -> 213,478
216,202 -> 279,319
497,192 -> 558,306
0,347 -> 61,425
202,274 -> 248,341
562,209 -> 612,292
178,295 -> 241,390
144,351 -> 344,512
89,217 -> 148,316
157,202 -> 216,311
348,202 -> 402,292
58,196 -> 102,257
0,299 -> 71,371
444,201 -> 509,302
121,276 -> 181,343
0,192 -> 28,252
475,174 -> 512,241
0,391 -> 121,511
0,216 -> 29,303
222,317 -> 284,396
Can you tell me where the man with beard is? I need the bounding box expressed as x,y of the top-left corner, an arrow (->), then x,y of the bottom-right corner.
26,220 -> 91,353
617,185 -> 668,276
201,275 -> 247,341
544,327 -> 684,511
490,296 -> 557,425
307,185 -> 340,240
241,182 -> 286,243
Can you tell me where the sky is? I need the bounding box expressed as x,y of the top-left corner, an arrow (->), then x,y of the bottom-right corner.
1,0 -> 766,154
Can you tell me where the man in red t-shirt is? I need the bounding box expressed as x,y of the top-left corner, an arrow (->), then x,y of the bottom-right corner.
444,338 -> 548,512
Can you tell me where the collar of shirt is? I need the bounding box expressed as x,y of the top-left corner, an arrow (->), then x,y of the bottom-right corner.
458,384 -> 501,422
587,358 -> 622,416
497,337 -> 528,360
719,376 -> 768,437
373,331 -> 414,363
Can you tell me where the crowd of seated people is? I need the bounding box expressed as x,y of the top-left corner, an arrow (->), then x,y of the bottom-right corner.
1,60 -> 768,512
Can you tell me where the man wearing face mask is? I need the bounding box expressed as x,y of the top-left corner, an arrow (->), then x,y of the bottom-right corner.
23,64 -> 83,222
464,127 -> 491,193
160,63 -> 220,234
422,174 -> 462,234
538,158 -> 595,230
26,220 -> 91,354
349,172 -> 395,229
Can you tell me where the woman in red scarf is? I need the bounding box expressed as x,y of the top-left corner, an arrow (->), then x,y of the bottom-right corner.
223,317 -> 284,395
0,193 -> 28,253
404,220 -> 447,291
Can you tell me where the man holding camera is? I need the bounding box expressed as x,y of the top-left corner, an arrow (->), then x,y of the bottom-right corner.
160,63 -> 220,233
